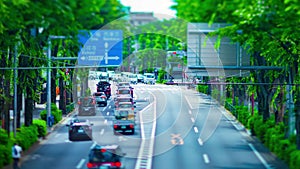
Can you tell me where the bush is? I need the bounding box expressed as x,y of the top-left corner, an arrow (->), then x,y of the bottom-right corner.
15,125 -> 38,150
0,129 -> 9,145
197,85 -> 208,94
40,103 -> 62,124
33,119 -> 47,137
0,129 -> 12,168
289,149 -> 300,169
0,144 -> 12,168
66,102 -> 75,114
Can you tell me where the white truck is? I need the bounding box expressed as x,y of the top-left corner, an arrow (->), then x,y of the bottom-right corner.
113,105 -> 135,135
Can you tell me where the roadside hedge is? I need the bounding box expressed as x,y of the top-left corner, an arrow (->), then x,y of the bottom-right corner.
40,103 -> 62,124
0,123 -> 44,169
33,119 -> 47,138
0,129 -> 12,168
224,100 -> 300,169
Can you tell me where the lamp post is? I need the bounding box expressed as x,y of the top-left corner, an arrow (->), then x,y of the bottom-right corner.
46,35 -> 67,127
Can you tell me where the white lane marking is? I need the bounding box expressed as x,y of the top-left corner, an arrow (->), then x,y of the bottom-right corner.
106,112 -> 109,116
189,110 -> 192,115
104,119 -> 108,124
54,133 -> 60,138
203,154 -> 210,164
197,138 -> 203,146
191,117 -> 195,123
76,158 -> 86,169
185,95 -> 194,109
100,129 -> 105,135
193,127 -> 199,133
90,142 -> 97,149
248,143 -> 273,169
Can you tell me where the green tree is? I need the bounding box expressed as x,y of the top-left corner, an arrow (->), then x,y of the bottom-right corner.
174,0 -> 300,148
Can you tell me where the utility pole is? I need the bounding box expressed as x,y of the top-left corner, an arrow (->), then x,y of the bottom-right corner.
287,68 -> 295,137
47,38 -> 52,127
46,35 -> 69,127
13,44 -> 18,137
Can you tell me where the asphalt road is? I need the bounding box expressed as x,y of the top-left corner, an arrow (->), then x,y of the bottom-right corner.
14,81 -> 289,169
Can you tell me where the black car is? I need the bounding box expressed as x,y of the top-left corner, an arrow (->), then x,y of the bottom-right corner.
66,120 -> 93,141
78,97 -> 96,116
97,81 -> 111,99
86,144 -> 126,169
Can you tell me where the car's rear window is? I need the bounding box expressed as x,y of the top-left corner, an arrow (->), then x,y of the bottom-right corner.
81,98 -> 93,106
118,111 -> 128,116
89,150 -> 118,163
94,92 -> 103,96
117,98 -> 132,102
118,104 -> 133,109
118,90 -> 130,94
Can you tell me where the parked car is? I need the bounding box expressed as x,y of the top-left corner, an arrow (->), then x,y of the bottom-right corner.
66,120 -> 93,141
78,97 -> 96,116
86,144 -> 126,169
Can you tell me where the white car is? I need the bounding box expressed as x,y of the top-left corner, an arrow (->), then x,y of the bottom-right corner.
128,74 -> 138,84
143,73 -> 156,84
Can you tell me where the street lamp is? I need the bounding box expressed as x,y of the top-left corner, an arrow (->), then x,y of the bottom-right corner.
46,35 -> 67,127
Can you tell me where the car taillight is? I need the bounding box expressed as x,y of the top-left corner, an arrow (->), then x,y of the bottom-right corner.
131,107 -> 134,110
113,125 -> 118,129
129,124 -> 134,128
101,149 -> 106,153
86,162 -> 96,168
113,162 -> 122,167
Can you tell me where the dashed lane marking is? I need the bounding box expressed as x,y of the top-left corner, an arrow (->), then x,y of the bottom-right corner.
194,127 -> 199,133
203,154 -> 210,164
76,158 -> 86,169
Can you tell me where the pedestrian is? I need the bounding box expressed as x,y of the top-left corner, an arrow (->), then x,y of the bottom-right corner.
12,142 -> 22,169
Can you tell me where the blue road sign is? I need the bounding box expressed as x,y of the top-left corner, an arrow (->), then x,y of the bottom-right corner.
77,30 -> 123,66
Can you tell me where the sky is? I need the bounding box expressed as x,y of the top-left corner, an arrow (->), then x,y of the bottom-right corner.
119,0 -> 177,20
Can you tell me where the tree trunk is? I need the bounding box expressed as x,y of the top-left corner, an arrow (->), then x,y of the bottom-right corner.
3,77 -> 11,135
253,52 -> 271,121
59,76 -> 66,114
24,88 -> 33,126
291,62 -> 300,149
276,85 -> 285,123
17,84 -> 22,128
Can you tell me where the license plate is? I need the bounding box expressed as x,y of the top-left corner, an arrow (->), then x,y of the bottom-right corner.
121,126 -> 126,129
78,129 -> 84,133
84,108 -> 90,111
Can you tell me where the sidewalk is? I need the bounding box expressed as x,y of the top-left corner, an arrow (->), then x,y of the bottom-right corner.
4,101 -> 76,169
